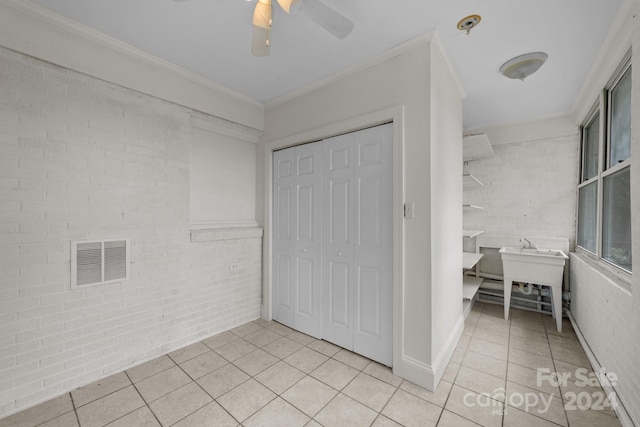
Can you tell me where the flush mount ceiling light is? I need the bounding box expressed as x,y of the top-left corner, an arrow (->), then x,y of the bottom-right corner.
499,52 -> 548,81
457,14 -> 481,35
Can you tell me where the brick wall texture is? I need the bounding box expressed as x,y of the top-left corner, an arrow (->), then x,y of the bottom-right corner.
0,46 -> 262,417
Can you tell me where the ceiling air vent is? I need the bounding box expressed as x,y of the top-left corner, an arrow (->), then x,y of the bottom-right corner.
71,239 -> 129,289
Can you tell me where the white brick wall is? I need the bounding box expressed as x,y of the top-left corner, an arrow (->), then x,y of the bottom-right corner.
0,46 -> 262,417
463,132 -> 579,247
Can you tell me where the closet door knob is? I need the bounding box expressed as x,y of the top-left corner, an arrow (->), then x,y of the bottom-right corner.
338,251 -> 343,256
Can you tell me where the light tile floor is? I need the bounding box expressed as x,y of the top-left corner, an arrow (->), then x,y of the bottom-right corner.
0,302 -> 622,426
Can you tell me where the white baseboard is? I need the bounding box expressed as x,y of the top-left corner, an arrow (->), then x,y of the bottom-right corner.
567,311 -> 635,427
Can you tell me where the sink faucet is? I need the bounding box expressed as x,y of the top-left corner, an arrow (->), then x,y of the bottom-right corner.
520,237 -> 537,249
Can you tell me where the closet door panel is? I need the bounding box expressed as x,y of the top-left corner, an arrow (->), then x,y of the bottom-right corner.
353,124 -> 393,366
292,143 -> 323,337
272,149 -> 296,327
322,133 -> 355,350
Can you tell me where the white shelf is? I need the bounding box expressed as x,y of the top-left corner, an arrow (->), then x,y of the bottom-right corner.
463,173 -> 483,187
463,276 -> 483,300
463,252 -> 484,269
463,133 -> 494,162
463,204 -> 483,210
463,230 -> 484,238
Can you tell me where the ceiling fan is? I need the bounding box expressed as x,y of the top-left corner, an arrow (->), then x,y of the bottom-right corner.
252,0 -> 354,56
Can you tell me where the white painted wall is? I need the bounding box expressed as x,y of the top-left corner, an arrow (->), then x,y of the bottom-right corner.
568,1 -> 640,424
260,34 -> 464,390
0,44 -> 262,418
190,126 -> 257,228
463,116 -> 579,248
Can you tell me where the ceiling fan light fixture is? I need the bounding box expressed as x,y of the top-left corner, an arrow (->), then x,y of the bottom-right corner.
253,0 -> 273,28
500,52 -> 548,81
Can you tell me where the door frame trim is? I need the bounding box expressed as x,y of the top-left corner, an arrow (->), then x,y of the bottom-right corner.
262,105 -> 405,370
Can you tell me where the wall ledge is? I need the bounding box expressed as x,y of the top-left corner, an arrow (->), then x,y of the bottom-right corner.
191,227 -> 263,242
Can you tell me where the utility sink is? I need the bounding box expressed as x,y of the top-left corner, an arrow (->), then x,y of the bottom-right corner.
499,246 -> 569,332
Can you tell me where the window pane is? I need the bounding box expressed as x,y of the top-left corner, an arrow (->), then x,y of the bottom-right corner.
582,112 -> 599,181
577,182 -> 598,253
609,67 -> 631,167
602,167 -> 632,271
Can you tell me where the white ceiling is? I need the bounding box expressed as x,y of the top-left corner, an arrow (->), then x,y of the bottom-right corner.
28,0 -> 623,130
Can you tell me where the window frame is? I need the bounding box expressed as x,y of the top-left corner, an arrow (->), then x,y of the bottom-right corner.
576,54 -> 632,282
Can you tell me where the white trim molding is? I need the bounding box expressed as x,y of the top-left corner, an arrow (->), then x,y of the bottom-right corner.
0,0 -> 264,131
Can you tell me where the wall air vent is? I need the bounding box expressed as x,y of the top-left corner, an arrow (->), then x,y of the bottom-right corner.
71,239 -> 130,289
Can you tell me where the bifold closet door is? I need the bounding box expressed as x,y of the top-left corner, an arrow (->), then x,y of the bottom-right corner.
272,143 -> 323,338
322,124 -> 393,366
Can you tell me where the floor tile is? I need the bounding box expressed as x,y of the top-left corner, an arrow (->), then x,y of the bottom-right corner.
511,317 -> 547,333
38,411 -> 79,427
0,393 -> 73,426
332,349 -> 370,370
507,363 -> 560,396
202,331 -> 239,350
437,410 -> 481,427
503,406 -> 563,427
400,379 -> 452,407
560,380 -> 617,418
217,378 -> 276,422
76,385 -> 145,427
371,415 -> 402,426
106,406 -> 160,427
342,372 -> 397,411
455,366 -> 506,401
244,397 -> 310,427
284,347 -> 328,373
505,381 -> 567,426
148,382 -> 212,426
462,350 -> 507,379
135,365 -> 192,403
215,338 -> 258,362
473,328 -> 509,346
197,363 -> 250,398
468,338 -> 508,361
549,346 -> 591,369
172,401 -> 238,427
231,321 -> 264,337
286,330 -> 315,346
381,389 -> 442,427
307,339 -> 341,357
266,322 -> 294,336
263,337 -> 303,359
281,376 -> 338,417
565,407 -> 621,427
233,348 -> 279,376
444,385 -> 503,427
168,341 -> 210,364
243,329 -> 281,348
509,336 -> 552,357
507,348 -> 555,372
363,362 -> 403,387
442,362 -> 461,383
315,393 -> 378,427
179,350 -> 228,379
310,359 -> 359,390
126,355 -> 175,383
510,325 -> 549,342
254,361 -> 306,394
71,372 -> 131,407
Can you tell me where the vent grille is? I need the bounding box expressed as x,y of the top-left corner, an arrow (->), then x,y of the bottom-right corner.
72,239 -> 129,288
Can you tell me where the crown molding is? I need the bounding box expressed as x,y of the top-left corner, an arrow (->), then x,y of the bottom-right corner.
0,0 -> 265,131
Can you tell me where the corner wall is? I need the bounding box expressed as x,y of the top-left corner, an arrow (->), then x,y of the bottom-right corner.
0,45 -> 262,418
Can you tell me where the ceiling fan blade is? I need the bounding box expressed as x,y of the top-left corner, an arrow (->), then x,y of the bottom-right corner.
301,0 -> 353,39
252,25 -> 271,56
253,0 -> 273,28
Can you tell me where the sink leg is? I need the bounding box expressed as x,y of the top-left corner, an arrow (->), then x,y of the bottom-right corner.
551,285 -> 563,333
504,278 -> 512,320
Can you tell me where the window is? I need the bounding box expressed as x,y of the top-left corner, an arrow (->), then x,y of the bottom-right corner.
577,57 -> 632,274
